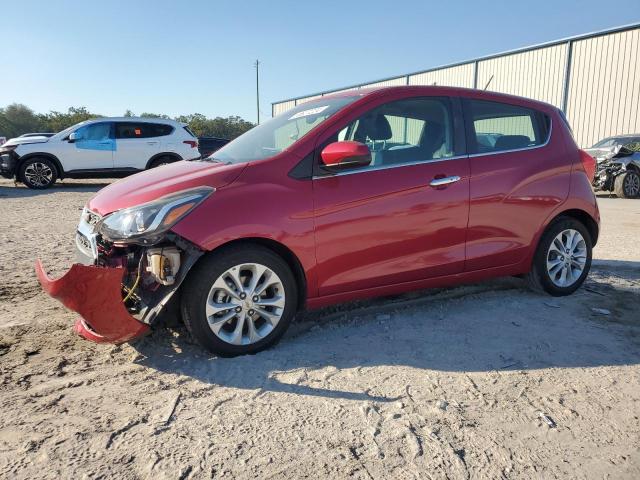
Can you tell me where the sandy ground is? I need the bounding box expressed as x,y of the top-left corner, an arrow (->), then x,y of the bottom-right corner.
1,178 -> 639,479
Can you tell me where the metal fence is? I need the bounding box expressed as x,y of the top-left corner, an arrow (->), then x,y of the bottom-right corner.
272,23 -> 640,147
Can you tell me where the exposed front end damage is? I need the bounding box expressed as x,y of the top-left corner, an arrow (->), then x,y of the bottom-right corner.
36,206 -> 204,344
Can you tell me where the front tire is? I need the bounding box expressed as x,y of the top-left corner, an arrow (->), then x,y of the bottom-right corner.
614,171 -> 640,198
149,156 -> 176,169
18,157 -> 58,189
526,217 -> 592,296
181,245 -> 298,356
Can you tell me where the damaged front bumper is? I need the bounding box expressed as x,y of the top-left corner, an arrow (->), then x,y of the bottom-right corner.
36,261 -> 150,343
0,151 -> 18,179
36,212 -> 203,344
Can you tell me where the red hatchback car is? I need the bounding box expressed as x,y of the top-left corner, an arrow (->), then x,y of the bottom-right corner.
37,86 -> 599,356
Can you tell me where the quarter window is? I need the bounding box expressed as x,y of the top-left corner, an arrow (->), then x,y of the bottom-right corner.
467,100 -> 549,154
115,122 -> 174,139
333,97 -> 455,169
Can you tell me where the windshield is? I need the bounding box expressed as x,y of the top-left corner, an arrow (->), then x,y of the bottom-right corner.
211,95 -> 361,163
52,120 -> 92,140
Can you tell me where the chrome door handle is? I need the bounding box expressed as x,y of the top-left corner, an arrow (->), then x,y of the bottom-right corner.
429,175 -> 461,187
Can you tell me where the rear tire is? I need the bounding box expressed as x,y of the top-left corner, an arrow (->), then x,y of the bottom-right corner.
18,157 -> 58,189
614,171 -> 640,198
526,217 -> 592,296
181,245 -> 298,356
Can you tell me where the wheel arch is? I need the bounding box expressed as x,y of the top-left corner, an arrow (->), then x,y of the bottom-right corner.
146,152 -> 182,169
625,162 -> 640,173
199,237 -> 308,311
18,153 -> 64,178
547,208 -> 599,246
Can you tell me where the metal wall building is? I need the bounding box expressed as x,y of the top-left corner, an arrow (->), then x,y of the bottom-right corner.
272,23 -> 640,147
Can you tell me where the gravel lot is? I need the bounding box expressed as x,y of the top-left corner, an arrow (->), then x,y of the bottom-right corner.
1,178 -> 639,479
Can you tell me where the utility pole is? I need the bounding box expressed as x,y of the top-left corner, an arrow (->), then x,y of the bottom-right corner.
255,59 -> 260,124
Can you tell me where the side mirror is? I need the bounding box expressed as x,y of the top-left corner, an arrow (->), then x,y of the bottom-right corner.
320,141 -> 371,171
68,132 -> 81,142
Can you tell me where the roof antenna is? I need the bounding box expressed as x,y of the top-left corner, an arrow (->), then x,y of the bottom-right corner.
483,74 -> 494,90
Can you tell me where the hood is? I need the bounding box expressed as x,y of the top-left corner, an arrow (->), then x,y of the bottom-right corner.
2,136 -> 50,147
88,160 -> 247,216
584,145 -> 620,163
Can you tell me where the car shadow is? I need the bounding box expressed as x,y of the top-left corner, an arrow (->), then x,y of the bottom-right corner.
132,270 -> 640,403
0,180 -> 114,198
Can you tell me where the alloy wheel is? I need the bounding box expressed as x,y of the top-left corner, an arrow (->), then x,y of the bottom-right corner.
205,263 -> 285,345
546,229 -> 587,287
24,162 -> 53,187
624,172 -> 640,197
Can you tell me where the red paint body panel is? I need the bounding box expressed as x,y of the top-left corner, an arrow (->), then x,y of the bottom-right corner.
88,160 -> 247,216
171,155 -> 320,298
313,158 -> 470,296
35,260 -> 149,343
465,142 -> 571,271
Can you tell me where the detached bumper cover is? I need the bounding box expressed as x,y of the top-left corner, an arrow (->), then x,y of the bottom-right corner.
35,260 -> 149,344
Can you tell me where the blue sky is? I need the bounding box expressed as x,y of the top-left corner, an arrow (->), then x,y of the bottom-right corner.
1,1 -> 638,122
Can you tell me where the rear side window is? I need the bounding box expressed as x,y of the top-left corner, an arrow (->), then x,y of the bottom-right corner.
466,100 -> 549,154
115,122 -> 174,139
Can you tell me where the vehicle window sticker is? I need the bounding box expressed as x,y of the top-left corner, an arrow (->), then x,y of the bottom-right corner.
289,105 -> 329,120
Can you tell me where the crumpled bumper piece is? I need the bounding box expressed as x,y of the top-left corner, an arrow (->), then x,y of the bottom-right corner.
35,260 -> 150,344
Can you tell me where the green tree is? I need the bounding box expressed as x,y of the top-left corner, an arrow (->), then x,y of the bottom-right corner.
0,103 -> 44,138
1,103 -> 254,140
175,114 -> 254,139
39,107 -> 100,133
140,112 -> 171,119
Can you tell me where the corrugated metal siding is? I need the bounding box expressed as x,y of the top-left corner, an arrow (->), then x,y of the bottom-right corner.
272,100 -> 296,117
566,28 -> 640,146
408,63 -> 474,88
272,25 -> 640,147
295,94 -> 323,105
360,77 -> 406,88
476,44 -> 568,106
474,116 -> 536,139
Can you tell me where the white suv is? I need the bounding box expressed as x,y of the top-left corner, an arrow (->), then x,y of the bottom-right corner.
0,117 -> 200,189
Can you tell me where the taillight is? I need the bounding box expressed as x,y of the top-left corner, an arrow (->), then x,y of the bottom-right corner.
579,149 -> 596,182
183,140 -> 198,149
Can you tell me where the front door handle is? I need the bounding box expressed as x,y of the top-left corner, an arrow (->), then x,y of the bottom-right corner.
429,175 -> 461,187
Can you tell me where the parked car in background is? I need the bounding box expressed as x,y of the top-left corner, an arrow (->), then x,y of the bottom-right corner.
0,117 -> 200,189
591,142 -> 640,198
37,86 -> 599,356
584,133 -> 640,163
19,132 -> 55,138
198,136 -> 229,158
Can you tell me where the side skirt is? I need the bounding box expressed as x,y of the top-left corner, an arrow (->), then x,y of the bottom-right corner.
305,262 -> 529,310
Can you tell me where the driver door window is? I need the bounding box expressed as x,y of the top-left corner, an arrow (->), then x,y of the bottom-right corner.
334,97 -> 455,169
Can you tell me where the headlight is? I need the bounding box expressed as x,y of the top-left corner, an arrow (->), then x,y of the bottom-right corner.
97,187 -> 214,244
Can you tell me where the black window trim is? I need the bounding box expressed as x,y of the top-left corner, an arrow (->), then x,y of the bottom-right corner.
461,98 -> 552,158
114,121 -> 175,139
